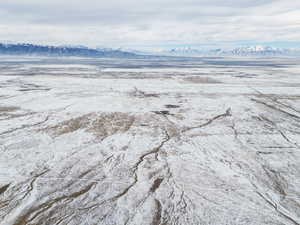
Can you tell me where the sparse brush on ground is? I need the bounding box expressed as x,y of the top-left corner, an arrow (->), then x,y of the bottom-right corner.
129,87 -> 160,98
183,76 -> 222,84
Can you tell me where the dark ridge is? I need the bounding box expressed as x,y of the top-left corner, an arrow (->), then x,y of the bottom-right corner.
0,43 -> 136,58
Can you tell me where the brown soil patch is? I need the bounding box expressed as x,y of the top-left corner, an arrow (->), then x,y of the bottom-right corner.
0,106 -> 20,113
45,112 -> 135,139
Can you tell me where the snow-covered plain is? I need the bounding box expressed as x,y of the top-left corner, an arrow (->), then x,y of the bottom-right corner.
0,56 -> 300,225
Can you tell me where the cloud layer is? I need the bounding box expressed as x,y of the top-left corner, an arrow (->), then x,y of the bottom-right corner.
1,0 -> 300,49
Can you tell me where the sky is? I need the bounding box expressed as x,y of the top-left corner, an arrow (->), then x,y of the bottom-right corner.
1,0 -> 300,50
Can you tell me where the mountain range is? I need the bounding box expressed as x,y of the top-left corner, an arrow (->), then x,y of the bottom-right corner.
0,43 -> 136,58
160,46 -> 300,57
1,43 -> 300,58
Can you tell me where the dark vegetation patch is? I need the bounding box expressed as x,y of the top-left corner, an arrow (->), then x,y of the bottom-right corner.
152,111 -> 172,116
0,184 -> 10,195
165,104 -> 180,109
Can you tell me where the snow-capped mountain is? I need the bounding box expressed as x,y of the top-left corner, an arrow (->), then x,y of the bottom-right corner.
157,46 -> 300,57
225,46 -> 299,56
0,43 -> 136,58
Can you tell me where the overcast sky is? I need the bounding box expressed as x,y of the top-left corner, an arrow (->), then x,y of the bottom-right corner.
1,0 -> 300,50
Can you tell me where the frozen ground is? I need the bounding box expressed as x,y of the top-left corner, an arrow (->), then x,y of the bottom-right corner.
0,56 -> 300,225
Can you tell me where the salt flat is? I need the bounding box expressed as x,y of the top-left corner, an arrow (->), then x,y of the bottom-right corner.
0,56 -> 300,225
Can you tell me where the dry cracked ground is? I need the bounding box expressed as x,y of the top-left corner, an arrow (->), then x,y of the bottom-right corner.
0,56 -> 300,225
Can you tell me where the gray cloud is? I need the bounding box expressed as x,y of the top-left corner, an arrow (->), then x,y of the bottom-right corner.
0,0 -> 299,49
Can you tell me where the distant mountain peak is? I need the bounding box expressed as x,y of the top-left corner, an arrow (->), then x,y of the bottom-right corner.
159,45 -> 300,57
